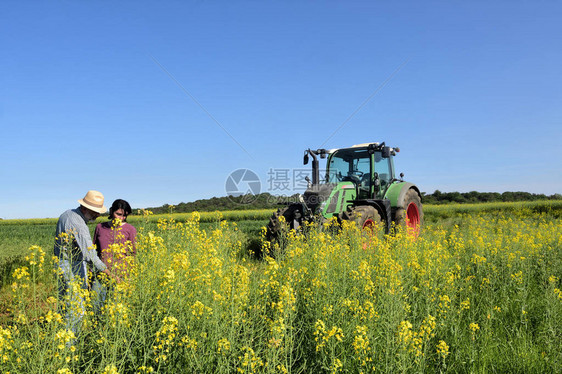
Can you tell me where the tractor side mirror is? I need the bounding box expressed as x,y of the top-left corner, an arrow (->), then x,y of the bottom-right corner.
304,153 -> 309,165
382,146 -> 391,158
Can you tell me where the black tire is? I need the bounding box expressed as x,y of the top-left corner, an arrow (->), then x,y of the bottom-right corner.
266,204 -> 303,242
393,189 -> 424,230
341,205 -> 382,231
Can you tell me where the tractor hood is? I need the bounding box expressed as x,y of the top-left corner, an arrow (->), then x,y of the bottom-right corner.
303,183 -> 336,214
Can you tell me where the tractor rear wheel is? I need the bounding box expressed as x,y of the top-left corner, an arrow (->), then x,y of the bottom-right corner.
342,205 -> 382,231
393,188 -> 423,231
266,204 -> 303,242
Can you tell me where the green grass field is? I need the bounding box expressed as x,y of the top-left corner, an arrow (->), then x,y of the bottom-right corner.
0,209 -> 273,287
1,201 -> 561,373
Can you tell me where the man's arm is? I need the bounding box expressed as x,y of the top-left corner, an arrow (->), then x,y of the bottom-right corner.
74,223 -> 107,272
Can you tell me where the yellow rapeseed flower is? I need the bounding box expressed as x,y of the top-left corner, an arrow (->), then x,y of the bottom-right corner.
102,364 -> 119,374
469,322 -> 480,340
436,340 -> 449,359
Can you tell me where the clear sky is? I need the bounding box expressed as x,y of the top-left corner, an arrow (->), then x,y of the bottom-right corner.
1,1 -> 561,219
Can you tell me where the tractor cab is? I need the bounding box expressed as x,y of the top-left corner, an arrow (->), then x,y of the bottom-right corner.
326,143 -> 398,200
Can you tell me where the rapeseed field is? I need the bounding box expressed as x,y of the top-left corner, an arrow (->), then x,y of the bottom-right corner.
2,206 -> 561,373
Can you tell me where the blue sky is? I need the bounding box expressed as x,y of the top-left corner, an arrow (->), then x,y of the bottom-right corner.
1,1 -> 561,219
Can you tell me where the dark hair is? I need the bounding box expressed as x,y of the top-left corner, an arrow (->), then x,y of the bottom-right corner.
109,199 -> 132,220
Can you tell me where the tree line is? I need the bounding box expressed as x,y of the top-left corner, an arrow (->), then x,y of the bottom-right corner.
142,193 -> 299,215
141,191 -> 562,214
421,190 -> 562,205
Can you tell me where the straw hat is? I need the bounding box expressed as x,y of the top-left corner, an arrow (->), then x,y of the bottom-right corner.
78,190 -> 107,214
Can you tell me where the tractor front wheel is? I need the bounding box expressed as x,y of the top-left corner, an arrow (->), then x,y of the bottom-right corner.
342,205 -> 382,231
266,204 -> 303,243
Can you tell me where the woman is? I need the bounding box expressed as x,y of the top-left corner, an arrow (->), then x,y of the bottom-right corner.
92,199 -> 136,312
93,199 -> 137,277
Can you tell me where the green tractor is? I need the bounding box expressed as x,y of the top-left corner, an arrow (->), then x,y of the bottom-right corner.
267,142 -> 423,239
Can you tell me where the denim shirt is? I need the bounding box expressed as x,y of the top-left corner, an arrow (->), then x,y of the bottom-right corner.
54,207 -> 107,272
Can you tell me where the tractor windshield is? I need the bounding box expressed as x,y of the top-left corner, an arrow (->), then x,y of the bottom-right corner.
327,149 -> 371,186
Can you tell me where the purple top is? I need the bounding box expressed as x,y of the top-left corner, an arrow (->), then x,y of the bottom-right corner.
93,221 -> 137,271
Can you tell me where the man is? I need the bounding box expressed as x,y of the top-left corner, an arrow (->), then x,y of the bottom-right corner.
54,190 -> 117,334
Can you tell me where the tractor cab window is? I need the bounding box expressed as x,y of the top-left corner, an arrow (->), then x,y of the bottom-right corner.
374,152 -> 392,195
327,149 -> 371,187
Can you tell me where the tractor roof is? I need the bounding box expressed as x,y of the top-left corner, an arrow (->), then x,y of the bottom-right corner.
351,142 -> 381,148
327,142 -> 381,152
323,142 -> 393,155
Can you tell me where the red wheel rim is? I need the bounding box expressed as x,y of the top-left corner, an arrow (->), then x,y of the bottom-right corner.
361,218 -> 376,249
406,203 -> 420,229
363,219 -> 375,230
